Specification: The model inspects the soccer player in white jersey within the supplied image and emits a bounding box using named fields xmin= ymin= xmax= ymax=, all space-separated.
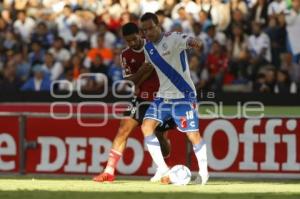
xmin=139 ymin=13 xmax=209 ymax=185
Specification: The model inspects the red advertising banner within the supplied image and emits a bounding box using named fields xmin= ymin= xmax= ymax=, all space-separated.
xmin=24 ymin=117 xmax=300 ymax=177
xmin=25 ymin=118 xmax=187 ymax=176
xmin=191 ymin=119 xmax=300 ymax=177
xmin=0 ymin=116 xmax=19 ymax=173
xmin=1 ymin=114 xmax=300 ymax=178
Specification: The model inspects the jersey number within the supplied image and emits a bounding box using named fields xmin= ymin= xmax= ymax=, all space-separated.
xmin=186 ymin=111 xmax=194 ymax=120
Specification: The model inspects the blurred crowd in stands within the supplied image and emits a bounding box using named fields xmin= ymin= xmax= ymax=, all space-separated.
xmin=0 ymin=0 xmax=300 ymax=94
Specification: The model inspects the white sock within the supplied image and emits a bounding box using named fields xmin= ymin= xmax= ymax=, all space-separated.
xmin=145 ymin=134 xmax=169 ymax=173
xmin=193 ymin=140 xmax=208 ymax=177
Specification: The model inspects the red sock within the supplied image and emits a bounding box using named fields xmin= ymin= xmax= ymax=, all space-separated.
xmin=104 ymin=149 xmax=122 ymax=175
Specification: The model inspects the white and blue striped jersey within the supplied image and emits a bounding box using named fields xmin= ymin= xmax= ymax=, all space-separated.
xmin=143 ymin=32 xmax=197 ymax=99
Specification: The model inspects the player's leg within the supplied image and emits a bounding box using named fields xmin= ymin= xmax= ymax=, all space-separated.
xmin=112 ymin=118 xmax=139 ymax=152
xmin=93 ymin=118 xmax=138 ymax=182
xmin=142 ymin=118 xmax=170 ymax=176
xmin=154 ymin=117 xmax=176 ymax=158
xmin=155 ymin=129 xmax=170 ymax=158
xmin=174 ymin=101 xmax=209 ymax=185
xmin=147 ymin=119 xmax=174 ymax=182
xmin=186 ymin=131 xmax=209 ymax=185
xmin=139 ymin=100 xmax=172 ymax=159
xmin=142 ymin=99 xmax=170 ymax=178
xmin=150 ymin=128 xmax=170 ymax=182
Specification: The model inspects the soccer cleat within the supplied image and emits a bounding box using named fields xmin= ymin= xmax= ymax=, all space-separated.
xmin=150 ymin=168 xmax=171 ymax=182
xmin=150 ymin=168 xmax=171 ymax=184
xmin=160 ymin=169 xmax=171 ymax=185
xmin=200 ymin=174 xmax=209 ymax=185
xmin=155 ymin=131 xmax=171 ymax=158
xmin=160 ymin=175 xmax=171 ymax=185
xmin=93 ymin=173 xmax=115 ymax=182
xmin=150 ymin=169 xmax=164 ymax=182
xmin=194 ymin=174 xmax=209 ymax=185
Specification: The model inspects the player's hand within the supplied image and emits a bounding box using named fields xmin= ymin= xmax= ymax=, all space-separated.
xmin=139 ymin=62 xmax=153 ymax=72
xmin=187 ymin=37 xmax=203 ymax=51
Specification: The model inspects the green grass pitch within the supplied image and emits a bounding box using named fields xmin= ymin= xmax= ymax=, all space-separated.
xmin=0 ymin=177 xmax=300 ymax=199
xmin=199 ymin=106 xmax=300 ymax=117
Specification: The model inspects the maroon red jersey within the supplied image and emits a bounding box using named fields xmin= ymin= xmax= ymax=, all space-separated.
xmin=120 ymin=45 xmax=159 ymax=101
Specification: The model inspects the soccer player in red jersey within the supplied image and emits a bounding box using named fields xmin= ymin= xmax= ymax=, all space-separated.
xmin=93 ymin=22 xmax=175 ymax=183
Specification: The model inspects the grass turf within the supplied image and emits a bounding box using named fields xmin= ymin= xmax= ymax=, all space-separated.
xmin=0 ymin=177 xmax=299 ymax=199
xmin=198 ymin=106 xmax=300 ymax=117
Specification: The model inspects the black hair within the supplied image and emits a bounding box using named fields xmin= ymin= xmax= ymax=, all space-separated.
xmin=231 ymin=24 xmax=245 ymax=44
xmin=278 ymin=69 xmax=291 ymax=84
xmin=140 ymin=12 xmax=159 ymax=25
xmin=178 ymin=6 xmax=185 ymax=11
xmin=54 ymin=37 xmax=65 ymax=46
xmin=37 ymin=21 xmax=47 ymax=27
xmin=257 ymin=73 xmax=266 ymax=80
xmin=64 ymin=5 xmax=72 ymax=10
xmin=121 ymin=22 xmax=139 ymax=36
xmin=31 ymin=41 xmax=41 ymax=46
xmin=155 ymin=10 xmax=165 ymax=16
xmin=54 ymin=36 xmax=64 ymax=42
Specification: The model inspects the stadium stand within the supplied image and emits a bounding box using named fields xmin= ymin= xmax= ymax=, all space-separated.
xmin=0 ymin=0 xmax=299 ymax=94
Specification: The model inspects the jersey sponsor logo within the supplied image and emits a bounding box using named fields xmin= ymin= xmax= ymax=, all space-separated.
xmin=189 ymin=121 xmax=196 ymax=128
xmin=164 ymin=32 xmax=172 ymax=37
xmin=162 ymin=51 xmax=171 ymax=56
xmin=140 ymin=92 xmax=149 ymax=99
xmin=149 ymin=49 xmax=154 ymax=55
xmin=162 ymin=43 xmax=168 ymax=51
xmin=130 ymin=59 xmax=136 ymax=63
xmin=130 ymin=107 xmax=137 ymax=115
xmin=162 ymin=43 xmax=170 ymax=56
xmin=180 ymin=116 xmax=187 ymax=128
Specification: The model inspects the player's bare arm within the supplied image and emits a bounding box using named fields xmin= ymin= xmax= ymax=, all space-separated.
xmin=124 ymin=62 xmax=154 ymax=87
